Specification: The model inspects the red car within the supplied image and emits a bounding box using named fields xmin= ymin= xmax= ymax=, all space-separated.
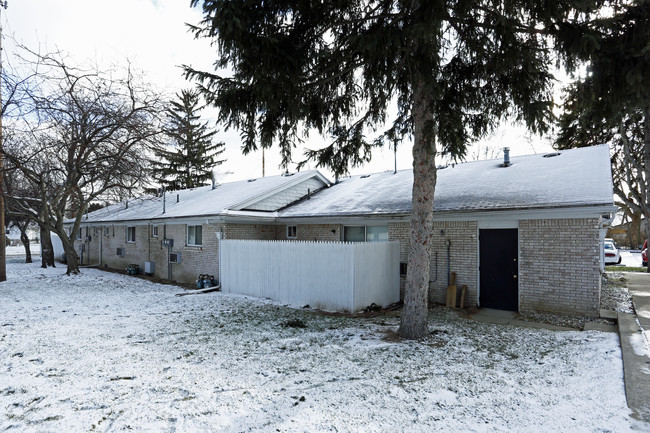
xmin=643 ymin=240 xmax=648 ymax=267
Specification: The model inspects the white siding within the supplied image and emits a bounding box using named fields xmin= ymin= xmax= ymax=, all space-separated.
xmin=220 ymin=240 xmax=400 ymax=312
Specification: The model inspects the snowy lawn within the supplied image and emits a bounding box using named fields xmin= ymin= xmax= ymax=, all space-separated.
xmin=0 ymin=259 xmax=637 ymax=432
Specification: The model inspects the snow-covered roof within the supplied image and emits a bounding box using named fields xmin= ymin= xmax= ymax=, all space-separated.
xmin=77 ymin=145 xmax=613 ymax=224
xmin=280 ymin=145 xmax=614 ymax=218
xmin=78 ymin=170 xmax=329 ymax=223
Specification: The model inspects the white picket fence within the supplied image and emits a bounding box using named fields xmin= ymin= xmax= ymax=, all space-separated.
xmin=219 ymin=240 xmax=400 ymax=312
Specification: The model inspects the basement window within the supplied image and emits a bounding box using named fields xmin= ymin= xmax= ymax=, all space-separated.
xmin=126 ymin=226 xmax=136 ymax=243
xmin=187 ymin=225 xmax=203 ymax=246
xmin=286 ymin=225 xmax=297 ymax=239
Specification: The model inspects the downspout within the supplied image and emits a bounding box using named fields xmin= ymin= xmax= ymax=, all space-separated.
xmin=164 ymin=224 xmax=171 ymax=281
xmin=99 ymin=226 xmax=103 ymax=266
xmin=148 ymin=223 xmax=151 ymax=262
xmin=446 ymin=240 xmax=451 ymax=287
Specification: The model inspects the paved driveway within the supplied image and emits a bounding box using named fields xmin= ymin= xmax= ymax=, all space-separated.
xmin=618 ymin=250 xmax=643 ymax=268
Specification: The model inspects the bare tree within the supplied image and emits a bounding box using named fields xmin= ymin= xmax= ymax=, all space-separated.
xmin=2 ymin=49 xmax=163 ymax=275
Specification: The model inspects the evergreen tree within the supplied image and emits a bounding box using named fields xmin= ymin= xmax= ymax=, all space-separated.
xmin=186 ymin=0 xmax=599 ymax=338
xmin=151 ymin=90 xmax=225 ymax=191
xmin=556 ymin=1 xmax=650 ymax=262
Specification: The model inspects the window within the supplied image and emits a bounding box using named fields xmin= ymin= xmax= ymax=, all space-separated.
xmin=344 ymin=225 xmax=388 ymax=242
xmin=366 ymin=226 xmax=388 ymax=242
xmin=343 ymin=226 xmax=366 ymax=242
xmin=287 ymin=225 xmax=297 ymax=239
xmin=105 ymin=227 xmax=110 ymax=236
xmin=126 ymin=226 xmax=136 ymax=243
xmin=76 ymin=228 xmax=82 ymax=240
xmin=187 ymin=225 xmax=203 ymax=246
xmin=151 ymin=225 xmax=159 ymax=238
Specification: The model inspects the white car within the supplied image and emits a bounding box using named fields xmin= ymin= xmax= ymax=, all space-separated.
xmin=604 ymin=240 xmax=621 ymax=265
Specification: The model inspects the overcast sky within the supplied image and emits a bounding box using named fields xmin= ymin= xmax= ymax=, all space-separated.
xmin=3 ymin=0 xmax=554 ymax=183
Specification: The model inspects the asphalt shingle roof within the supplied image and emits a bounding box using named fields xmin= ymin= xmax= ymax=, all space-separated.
xmin=280 ymin=145 xmax=613 ymax=218
xmin=80 ymin=170 xmax=324 ymax=223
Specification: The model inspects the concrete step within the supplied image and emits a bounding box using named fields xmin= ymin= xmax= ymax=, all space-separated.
xmin=600 ymin=309 xmax=618 ymax=322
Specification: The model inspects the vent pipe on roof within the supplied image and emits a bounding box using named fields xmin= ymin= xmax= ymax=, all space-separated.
xmin=503 ymin=147 xmax=511 ymax=167
xmin=176 ymin=194 xmax=179 ymax=203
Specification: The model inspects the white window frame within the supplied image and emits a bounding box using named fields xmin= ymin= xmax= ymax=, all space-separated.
xmin=105 ymin=226 xmax=110 ymax=236
xmin=76 ymin=228 xmax=82 ymax=240
xmin=151 ymin=225 xmax=159 ymax=238
xmin=187 ymin=225 xmax=203 ymax=246
xmin=286 ymin=225 xmax=297 ymax=239
xmin=126 ymin=226 xmax=136 ymax=243
xmin=343 ymin=225 xmax=388 ymax=242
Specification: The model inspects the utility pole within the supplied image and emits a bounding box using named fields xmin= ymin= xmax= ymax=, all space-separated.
xmin=0 ymin=0 xmax=8 ymax=282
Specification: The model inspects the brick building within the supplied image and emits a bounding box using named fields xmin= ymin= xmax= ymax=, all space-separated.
xmin=70 ymin=145 xmax=615 ymax=316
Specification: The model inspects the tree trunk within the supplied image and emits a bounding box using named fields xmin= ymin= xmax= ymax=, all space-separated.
xmin=40 ymin=227 xmax=55 ymax=268
xmin=19 ymin=225 xmax=32 ymax=264
xmin=398 ymin=79 xmax=437 ymax=339
xmin=59 ymin=234 xmax=80 ymax=275
xmin=643 ymin=107 xmax=650 ymax=272
xmin=628 ymin=212 xmax=642 ymax=249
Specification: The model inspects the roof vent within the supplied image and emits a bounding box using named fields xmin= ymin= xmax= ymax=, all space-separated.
xmin=543 ymin=152 xmax=561 ymax=158
xmin=281 ymin=172 xmax=295 ymax=177
xmin=248 ymin=178 xmax=256 ymax=182
xmin=360 ymin=174 xmax=371 ymax=179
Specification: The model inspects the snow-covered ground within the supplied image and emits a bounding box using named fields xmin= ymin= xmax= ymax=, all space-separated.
xmin=5 ymin=244 xmax=41 ymax=256
xmin=0 ymin=259 xmax=640 ymax=432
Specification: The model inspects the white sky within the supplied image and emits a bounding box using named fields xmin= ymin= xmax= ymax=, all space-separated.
xmin=3 ymin=0 xmax=555 ymax=184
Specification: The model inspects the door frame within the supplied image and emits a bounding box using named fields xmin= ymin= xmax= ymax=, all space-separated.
xmin=476 ymin=220 xmax=520 ymax=310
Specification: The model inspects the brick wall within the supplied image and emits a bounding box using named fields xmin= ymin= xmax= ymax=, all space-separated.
xmin=288 ymin=224 xmax=342 ymax=242
xmin=519 ymin=218 xmax=601 ymax=316
xmin=74 ymin=216 xmax=602 ymax=316
xmin=224 ymin=224 xmax=279 ymax=240
xmin=389 ymin=221 xmax=478 ymax=307
xmin=75 ymin=223 xmax=223 ymax=284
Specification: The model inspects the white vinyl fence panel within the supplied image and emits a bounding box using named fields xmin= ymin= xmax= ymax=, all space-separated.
xmin=220 ymin=240 xmax=400 ymax=312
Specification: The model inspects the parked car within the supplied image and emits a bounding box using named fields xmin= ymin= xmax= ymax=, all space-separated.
xmin=642 ymin=240 xmax=647 ymax=267
xmin=604 ymin=240 xmax=621 ymax=265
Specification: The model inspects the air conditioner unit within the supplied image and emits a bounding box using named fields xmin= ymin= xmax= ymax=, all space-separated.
xmin=116 ymin=248 xmax=125 ymax=256
xmin=169 ymin=252 xmax=181 ymax=264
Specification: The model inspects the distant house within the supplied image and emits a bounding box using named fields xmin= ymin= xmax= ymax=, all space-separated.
xmin=70 ymin=145 xmax=615 ymax=316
